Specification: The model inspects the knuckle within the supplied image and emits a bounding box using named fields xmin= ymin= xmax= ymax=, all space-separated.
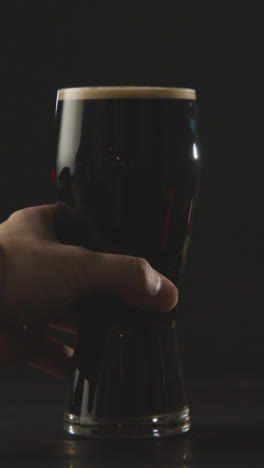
xmin=8 ymin=208 xmax=30 ymax=223
xmin=130 ymin=256 xmax=151 ymax=287
xmin=8 ymin=206 xmax=37 ymax=222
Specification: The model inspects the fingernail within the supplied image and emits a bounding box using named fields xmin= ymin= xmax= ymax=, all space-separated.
xmin=155 ymin=277 xmax=178 ymax=311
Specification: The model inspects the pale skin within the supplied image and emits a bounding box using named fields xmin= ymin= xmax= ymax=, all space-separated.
xmin=0 ymin=203 xmax=178 ymax=379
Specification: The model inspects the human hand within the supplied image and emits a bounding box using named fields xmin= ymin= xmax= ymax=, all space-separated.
xmin=0 ymin=203 xmax=178 ymax=378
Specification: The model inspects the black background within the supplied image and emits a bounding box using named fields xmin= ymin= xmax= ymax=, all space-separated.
xmin=0 ymin=1 xmax=263 ymax=409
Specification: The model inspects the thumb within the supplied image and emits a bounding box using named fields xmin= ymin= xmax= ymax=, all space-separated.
xmin=65 ymin=247 xmax=178 ymax=312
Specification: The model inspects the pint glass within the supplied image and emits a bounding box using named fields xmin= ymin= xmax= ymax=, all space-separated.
xmin=53 ymin=87 xmax=201 ymax=438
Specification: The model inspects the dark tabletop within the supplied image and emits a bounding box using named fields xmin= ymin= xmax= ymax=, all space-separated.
xmin=1 ymin=366 xmax=264 ymax=468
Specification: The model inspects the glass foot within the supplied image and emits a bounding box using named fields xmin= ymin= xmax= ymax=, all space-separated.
xmin=64 ymin=406 xmax=190 ymax=439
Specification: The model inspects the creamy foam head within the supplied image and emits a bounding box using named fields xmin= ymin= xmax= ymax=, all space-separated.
xmin=57 ymin=86 xmax=196 ymax=101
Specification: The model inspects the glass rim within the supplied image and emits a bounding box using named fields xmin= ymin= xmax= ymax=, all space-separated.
xmin=56 ymin=86 xmax=197 ymax=101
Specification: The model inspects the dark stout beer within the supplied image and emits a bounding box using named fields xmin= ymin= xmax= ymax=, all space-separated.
xmin=53 ymin=87 xmax=201 ymax=437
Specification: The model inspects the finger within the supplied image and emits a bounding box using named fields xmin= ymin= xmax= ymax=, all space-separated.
xmin=67 ymin=248 xmax=178 ymax=312
xmin=23 ymin=335 xmax=74 ymax=380
xmin=26 ymin=203 xmax=178 ymax=313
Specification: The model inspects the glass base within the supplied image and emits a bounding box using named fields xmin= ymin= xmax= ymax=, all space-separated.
xmin=63 ymin=406 xmax=190 ymax=439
